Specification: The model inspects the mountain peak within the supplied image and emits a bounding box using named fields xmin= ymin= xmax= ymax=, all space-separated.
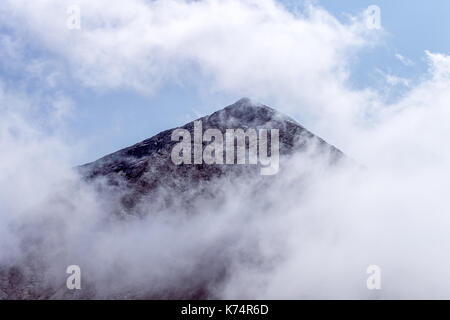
xmin=206 ymin=98 xmax=298 ymax=130
xmin=79 ymin=100 xmax=344 ymax=204
xmin=225 ymin=97 xmax=266 ymax=111
xmin=234 ymin=97 xmax=253 ymax=104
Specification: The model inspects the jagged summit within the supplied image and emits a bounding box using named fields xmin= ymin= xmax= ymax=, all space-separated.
xmin=207 ymin=98 xmax=301 ymax=129
xmin=80 ymin=98 xmax=337 ymax=171
xmin=234 ymin=97 xmax=253 ymax=104
xmin=78 ymin=99 xmax=344 ymax=211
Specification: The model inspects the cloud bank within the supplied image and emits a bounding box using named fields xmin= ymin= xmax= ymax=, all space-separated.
xmin=1 ymin=0 xmax=450 ymax=299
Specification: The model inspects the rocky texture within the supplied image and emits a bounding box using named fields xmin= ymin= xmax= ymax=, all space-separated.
xmin=78 ymin=98 xmax=343 ymax=215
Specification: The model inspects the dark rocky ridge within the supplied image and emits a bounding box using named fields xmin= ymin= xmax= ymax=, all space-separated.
xmin=78 ymin=98 xmax=344 ymax=214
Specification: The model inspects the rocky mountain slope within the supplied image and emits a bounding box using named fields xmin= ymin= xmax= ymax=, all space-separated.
xmin=78 ymin=98 xmax=343 ymax=215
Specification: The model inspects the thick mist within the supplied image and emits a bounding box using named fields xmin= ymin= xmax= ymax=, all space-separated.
xmin=2 ymin=0 xmax=450 ymax=299
xmin=3 ymin=123 xmax=450 ymax=299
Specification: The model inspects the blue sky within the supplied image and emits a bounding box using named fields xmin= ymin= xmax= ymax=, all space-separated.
xmin=1 ymin=0 xmax=450 ymax=164
xmin=320 ymin=0 xmax=450 ymax=86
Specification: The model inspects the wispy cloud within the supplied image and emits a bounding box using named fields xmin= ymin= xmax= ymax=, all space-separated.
xmin=395 ymin=53 xmax=414 ymax=66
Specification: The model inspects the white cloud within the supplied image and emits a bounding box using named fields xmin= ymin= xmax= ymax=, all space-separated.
xmin=2 ymin=0 xmax=365 ymax=91
xmin=395 ymin=53 xmax=414 ymax=66
xmin=0 ymin=0 xmax=387 ymax=159
xmin=0 ymin=0 xmax=373 ymax=125
xmin=385 ymin=74 xmax=409 ymax=86
xmin=3 ymin=0 xmax=450 ymax=299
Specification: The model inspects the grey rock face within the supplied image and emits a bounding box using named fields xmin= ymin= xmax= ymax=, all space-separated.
xmin=78 ymin=98 xmax=344 ymax=214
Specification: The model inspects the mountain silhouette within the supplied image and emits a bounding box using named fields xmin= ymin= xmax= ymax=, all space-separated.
xmin=78 ymin=98 xmax=344 ymax=214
